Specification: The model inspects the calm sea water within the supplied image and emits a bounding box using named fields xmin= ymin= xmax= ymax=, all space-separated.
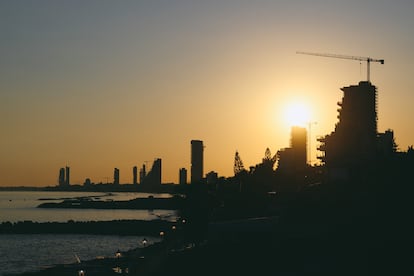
xmin=0 ymin=234 xmax=160 ymax=276
xmin=0 ymin=191 xmax=175 ymax=275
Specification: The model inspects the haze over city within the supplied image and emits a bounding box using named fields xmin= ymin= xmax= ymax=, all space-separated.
xmin=2 ymin=0 xmax=414 ymax=187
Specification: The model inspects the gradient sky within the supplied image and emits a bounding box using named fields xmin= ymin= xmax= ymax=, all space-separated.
xmin=1 ymin=0 xmax=414 ymax=186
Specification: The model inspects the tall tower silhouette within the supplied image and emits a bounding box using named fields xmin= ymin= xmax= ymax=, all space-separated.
xmin=191 ymin=140 xmax=204 ymax=183
xmin=179 ymin=168 xmax=187 ymax=185
xmin=58 ymin=168 xmax=65 ymax=186
xmin=291 ymin=126 xmax=307 ymax=169
xmin=65 ymin=166 xmax=70 ymax=186
xmin=277 ymin=127 xmax=307 ymax=174
xmin=133 ymin=166 xmax=138 ymax=185
xmin=318 ymin=81 xmax=377 ymax=168
xmin=113 ymin=168 xmax=120 ymax=185
xmin=141 ymin=159 xmax=162 ymax=186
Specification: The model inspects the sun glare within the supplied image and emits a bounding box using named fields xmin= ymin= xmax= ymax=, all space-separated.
xmin=283 ymin=102 xmax=310 ymax=127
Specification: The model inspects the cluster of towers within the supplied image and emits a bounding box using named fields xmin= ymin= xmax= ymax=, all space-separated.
xmin=57 ymin=140 xmax=204 ymax=187
xmin=57 ymin=80 xmax=398 ymax=188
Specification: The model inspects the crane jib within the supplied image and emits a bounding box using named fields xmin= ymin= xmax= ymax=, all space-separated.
xmin=296 ymin=51 xmax=384 ymax=82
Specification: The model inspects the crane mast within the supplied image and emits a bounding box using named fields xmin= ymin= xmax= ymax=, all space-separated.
xmin=296 ymin=51 xmax=384 ymax=83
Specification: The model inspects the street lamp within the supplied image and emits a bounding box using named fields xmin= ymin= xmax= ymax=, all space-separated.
xmin=115 ymin=249 xmax=121 ymax=259
xmin=142 ymin=238 xmax=148 ymax=248
xmin=113 ymin=249 xmax=122 ymax=274
xmin=308 ymin=121 xmax=317 ymax=165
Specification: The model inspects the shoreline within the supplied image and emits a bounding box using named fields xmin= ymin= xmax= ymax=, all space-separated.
xmin=4 ymin=216 xmax=192 ymax=276
xmin=0 ymin=219 xmax=177 ymax=236
xmin=4 ymin=238 xmax=170 ymax=276
xmin=6 ymin=214 xmax=414 ymax=276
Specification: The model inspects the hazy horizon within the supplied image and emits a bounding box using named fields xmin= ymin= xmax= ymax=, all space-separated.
xmin=2 ymin=0 xmax=414 ymax=186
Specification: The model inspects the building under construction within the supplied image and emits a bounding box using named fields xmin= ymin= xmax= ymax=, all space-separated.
xmin=317 ymin=81 xmax=395 ymax=180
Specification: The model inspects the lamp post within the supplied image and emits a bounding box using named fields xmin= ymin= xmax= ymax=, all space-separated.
xmin=142 ymin=238 xmax=148 ymax=248
xmin=308 ymin=121 xmax=317 ymax=165
xmin=114 ymin=249 xmax=122 ymax=274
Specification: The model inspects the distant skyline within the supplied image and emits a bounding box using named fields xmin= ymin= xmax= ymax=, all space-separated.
xmin=2 ymin=1 xmax=414 ymax=186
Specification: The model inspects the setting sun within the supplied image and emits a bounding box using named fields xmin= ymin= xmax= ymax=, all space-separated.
xmin=283 ymin=102 xmax=311 ymax=127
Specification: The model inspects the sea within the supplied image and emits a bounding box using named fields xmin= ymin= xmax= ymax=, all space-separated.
xmin=0 ymin=191 xmax=178 ymax=276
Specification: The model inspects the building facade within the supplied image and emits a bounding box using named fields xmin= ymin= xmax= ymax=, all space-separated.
xmin=65 ymin=166 xmax=70 ymax=186
xmin=318 ymin=82 xmax=378 ymax=170
xmin=191 ymin=140 xmax=204 ymax=183
xmin=277 ymin=126 xmax=307 ymax=173
xmin=133 ymin=166 xmax=138 ymax=185
xmin=141 ymin=159 xmax=162 ymax=187
xmin=58 ymin=168 xmax=65 ymax=186
xmin=179 ymin=168 xmax=187 ymax=185
xmin=113 ymin=168 xmax=120 ymax=185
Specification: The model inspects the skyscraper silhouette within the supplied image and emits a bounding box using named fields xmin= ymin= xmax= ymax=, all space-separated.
xmin=139 ymin=164 xmax=146 ymax=184
xmin=291 ymin=126 xmax=307 ymax=168
xmin=58 ymin=168 xmax=65 ymax=186
xmin=65 ymin=166 xmax=70 ymax=186
xmin=113 ymin=168 xmax=120 ymax=185
xmin=133 ymin=166 xmax=138 ymax=185
xmin=179 ymin=168 xmax=187 ymax=185
xmin=277 ymin=127 xmax=307 ymax=173
xmin=191 ymin=140 xmax=204 ymax=183
xmin=318 ymin=81 xmax=378 ymax=178
xmin=141 ymin=159 xmax=162 ymax=187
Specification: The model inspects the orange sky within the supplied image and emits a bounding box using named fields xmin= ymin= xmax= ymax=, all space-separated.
xmin=1 ymin=1 xmax=414 ymax=186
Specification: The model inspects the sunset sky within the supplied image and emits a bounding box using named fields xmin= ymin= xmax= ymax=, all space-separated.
xmin=2 ymin=0 xmax=414 ymax=186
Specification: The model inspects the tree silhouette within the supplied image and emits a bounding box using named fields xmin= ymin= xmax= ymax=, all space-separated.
xmin=234 ymin=151 xmax=245 ymax=176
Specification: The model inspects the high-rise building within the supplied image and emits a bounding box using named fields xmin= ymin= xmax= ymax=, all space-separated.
xmin=179 ymin=168 xmax=187 ymax=185
xmin=139 ymin=164 xmax=146 ymax=184
xmin=141 ymin=159 xmax=162 ymax=187
xmin=151 ymin=159 xmax=162 ymax=186
xmin=318 ymin=81 xmax=378 ymax=168
xmin=291 ymin=126 xmax=307 ymax=168
xmin=191 ymin=140 xmax=204 ymax=183
xmin=277 ymin=127 xmax=307 ymax=173
xmin=58 ymin=168 xmax=65 ymax=186
xmin=113 ymin=168 xmax=120 ymax=185
xmin=65 ymin=166 xmax=70 ymax=186
xmin=133 ymin=166 xmax=138 ymax=185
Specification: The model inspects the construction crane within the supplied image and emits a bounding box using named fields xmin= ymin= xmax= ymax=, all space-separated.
xmin=296 ymin=51 xmax=384 ymax=83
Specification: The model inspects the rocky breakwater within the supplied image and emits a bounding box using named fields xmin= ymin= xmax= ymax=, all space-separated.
xmin=37 ymin=194 xmax=185 ymax=210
